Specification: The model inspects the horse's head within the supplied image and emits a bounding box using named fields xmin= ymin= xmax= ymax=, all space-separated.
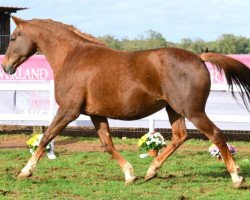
xmin=1 ymin=16 xmax=37 ymax=75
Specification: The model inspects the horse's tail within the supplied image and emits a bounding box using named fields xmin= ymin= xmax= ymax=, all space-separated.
xmin=199 ymin=53 xmax=250 ymax=112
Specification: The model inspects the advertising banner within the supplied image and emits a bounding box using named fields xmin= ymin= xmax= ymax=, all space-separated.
xmin=0 ymin=55 xmax=53 ymax=81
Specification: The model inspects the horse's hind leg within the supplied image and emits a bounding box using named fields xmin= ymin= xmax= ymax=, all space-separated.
xmin=145 ymin=106 xmax=188 ymax=181
xmin=91 ymin=116 xmax=137 ymax=185
xmin=18 ymin=106 xmax=80 ymax=178
xmin=188 ymin=112 xmax=243 ymax=188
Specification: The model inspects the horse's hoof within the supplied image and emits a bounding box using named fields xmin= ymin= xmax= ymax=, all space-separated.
xmin=144 ymin=172 xmax=157 ymax=182
xmin=125 ymin=176 xmax=137 ymax=186
xmin=17 ymin=171 xmax=32 ymax=179
xmin=233 ymin=176 xmax=244 ymax=188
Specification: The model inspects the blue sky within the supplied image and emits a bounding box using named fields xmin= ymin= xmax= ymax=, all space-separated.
xmin=2 ymin=0 xmax=250 ymax=42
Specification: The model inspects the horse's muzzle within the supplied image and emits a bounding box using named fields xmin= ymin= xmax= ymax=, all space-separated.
xmin=1 ymin=63 xmax=16 ymax=75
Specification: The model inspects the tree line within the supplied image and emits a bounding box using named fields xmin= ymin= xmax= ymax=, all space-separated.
xmin=99 ymin=30 xmax=250 ymax=54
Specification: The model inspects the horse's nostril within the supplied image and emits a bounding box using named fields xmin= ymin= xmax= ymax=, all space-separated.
xmin=1 ymin=63 xmax=6 ymax=72
xmin=1 ymin=63 xmax=13 ymax=74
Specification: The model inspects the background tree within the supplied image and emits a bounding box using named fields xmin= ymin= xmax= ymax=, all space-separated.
xmin=213 ymin=34 xmax=250 ymax=54
xmin=99 ymin=31 xmax=250 ymax=54
xmin=99 ymin=35 xmax=122 ymax=50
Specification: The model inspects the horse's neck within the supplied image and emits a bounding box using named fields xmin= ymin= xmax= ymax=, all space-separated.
xmin=35 ymin=35 xmax=73 ymax=72
xmin=31 ymin=25 xmax=87 ymax=74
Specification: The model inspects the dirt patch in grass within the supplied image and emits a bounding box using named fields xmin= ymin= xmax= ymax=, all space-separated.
xmin=56 ymin=140 xmax=138 ymax=152
xmin=0 ymin=135 xmax=30 ymax=148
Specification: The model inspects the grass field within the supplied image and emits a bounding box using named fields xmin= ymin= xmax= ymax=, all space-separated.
xmin=0 ymin=136 xmax=250 ymax=200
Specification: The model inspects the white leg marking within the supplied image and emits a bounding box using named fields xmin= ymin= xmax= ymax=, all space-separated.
xmin=231 ymin=172 xmax=242 ymax=182
xmin=145 ymin=160 xmax=161 ymax=180
xmin=21 ymin=159 xmax=37 ymax=174
xmin=230 ymin=166 xmax=243 ymax=188
xmin=123 ymin=162 xmax=136 ymax=185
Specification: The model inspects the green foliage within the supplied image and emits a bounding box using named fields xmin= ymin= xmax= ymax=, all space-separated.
xmin=178 ymin=38 xmax=207 ymax=53
xmin=99 ymin=34 xmax=122 ymax=50
xmin=99 ymin=30 xmax=250 ymax=54
xmin=0 ymin=138 xmax=250 ymax=199
xmin=100 ymin=29 xmax=168 ymax=51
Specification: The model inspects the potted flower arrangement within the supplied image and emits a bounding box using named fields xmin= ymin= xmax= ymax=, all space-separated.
xmin=138 ymin=132 xmax=166 ymax=157
xmin=27 ymin=134 xmax=56 ymax=159
xmin=208 ymin=143 xmax=236 ymax=161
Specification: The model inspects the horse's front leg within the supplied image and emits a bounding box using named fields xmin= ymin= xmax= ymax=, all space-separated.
xmin=91 ymin=116 xmax=137 ymax=185
xmin=18 ymin=106 xmax=80 ymax=178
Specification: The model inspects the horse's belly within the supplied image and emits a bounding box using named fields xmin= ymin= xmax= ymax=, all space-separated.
xmin=85 ymin=98 xmax=167 ymax=120
xmin=114 ymin=100 xmax=167 ymax=120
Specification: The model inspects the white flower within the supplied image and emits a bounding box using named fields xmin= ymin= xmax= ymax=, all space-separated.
xmin=154 ymin=132 xmax=161 ymax=137
xmin=138 ymin=132 xmax=167 ymax=151
xmin=149 ymin=135 xmax=154 ymax=140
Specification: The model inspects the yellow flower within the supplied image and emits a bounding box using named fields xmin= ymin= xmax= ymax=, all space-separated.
xmin=26 ymin=134 xmax=41 ymax=147
xmin=138 ymin=134 xmax=148 ymax=147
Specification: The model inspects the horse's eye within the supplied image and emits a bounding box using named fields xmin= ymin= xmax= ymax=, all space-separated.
xmin=10 ymin=37 xmax=16 ymax=41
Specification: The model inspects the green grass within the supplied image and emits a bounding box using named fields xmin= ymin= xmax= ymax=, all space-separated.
xmin=0 ymin=137 xmax=250 ymax=200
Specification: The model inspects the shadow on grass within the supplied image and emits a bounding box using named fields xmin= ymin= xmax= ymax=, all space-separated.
xmin=239 ymin=185 xmax=250 ymax=190
xmin=181 ymin=161 xmax=250 ymax=178
xmin=155 ymin=167 xmax=250 ymax=190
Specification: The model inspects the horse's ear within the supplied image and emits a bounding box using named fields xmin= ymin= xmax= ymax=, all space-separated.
xmin=11 ymin=15 xmax=25 ymax=27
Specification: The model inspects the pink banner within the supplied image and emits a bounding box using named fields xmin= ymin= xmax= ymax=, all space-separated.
xmin=0 ymin=54 xmax=250 ymax=83
xmin=206 ymin=55 xmax=250 ymax=84
xmin=0 ymin=55 xmax=53 ymax=81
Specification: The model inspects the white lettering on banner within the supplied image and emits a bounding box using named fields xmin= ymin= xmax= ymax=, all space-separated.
xmin=40 ymin=68 xmax=48 ymax=80
xmin=0 ymin=68 xmax=49 ymax=80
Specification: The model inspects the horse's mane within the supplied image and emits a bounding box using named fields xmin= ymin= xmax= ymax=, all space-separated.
xmin=31 ymin=18 xmax=106 ymax=46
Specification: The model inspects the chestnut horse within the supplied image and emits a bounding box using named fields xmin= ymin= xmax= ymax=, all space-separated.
xmin=2 ymin=16 xmax=250 ymax=187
